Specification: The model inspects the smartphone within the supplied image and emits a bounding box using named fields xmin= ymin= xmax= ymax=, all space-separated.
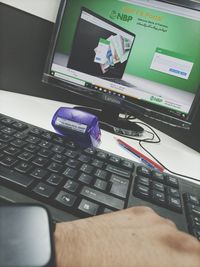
xmin=0 ymin=204 xmax=55 ymax=267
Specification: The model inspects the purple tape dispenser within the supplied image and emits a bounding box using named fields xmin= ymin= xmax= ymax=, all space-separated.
xmin=52 ymin=107 xmax=101 ymax=148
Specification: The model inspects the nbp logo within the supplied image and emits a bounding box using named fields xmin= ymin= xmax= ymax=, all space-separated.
xmin=110 ymin=10 xmax=117 ymax=20
xmin=109 ymin=10 xmax=133 ymax=22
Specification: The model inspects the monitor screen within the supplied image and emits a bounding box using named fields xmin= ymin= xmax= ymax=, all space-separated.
xmin=43 ymin=0 xmax=200 ymax=131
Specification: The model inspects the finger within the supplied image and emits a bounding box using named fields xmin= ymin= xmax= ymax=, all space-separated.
xmin=156 ymin=217 xmax=177 ymax=228
xmin=127 ymin=206 xmax=155 ymax=215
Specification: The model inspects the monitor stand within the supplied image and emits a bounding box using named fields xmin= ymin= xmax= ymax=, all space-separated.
xmin=74 ymin=105 xmax=144 ymax=137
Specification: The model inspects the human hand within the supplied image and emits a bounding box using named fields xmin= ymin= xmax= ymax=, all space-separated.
xmin=55 ymin=206 xmax=200 ymax=267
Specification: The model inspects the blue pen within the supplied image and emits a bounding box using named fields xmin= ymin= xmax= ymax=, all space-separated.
xmin=127 ymin=145 xmax=155 ymax=168
xmin=116 ymin=138 xmax=164 ymax=171
xmin=118 ymin=142 xmax=154 ymax=168
xmin=140 ymin=158 xmax=155 ymax=169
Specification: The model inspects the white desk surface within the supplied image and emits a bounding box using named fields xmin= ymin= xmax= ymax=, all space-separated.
xmin=0 ymin=90 xmax=200 ymax=180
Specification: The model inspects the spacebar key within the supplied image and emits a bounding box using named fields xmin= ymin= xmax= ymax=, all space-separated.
xmin=0 ymin=165 xmax=34 ymax=188
xmin=80 ymin=186 xmax=125 ymax=210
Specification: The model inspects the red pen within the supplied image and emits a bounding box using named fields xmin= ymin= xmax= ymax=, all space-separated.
xmin=116 ymin=138 xmax=164 ymax=172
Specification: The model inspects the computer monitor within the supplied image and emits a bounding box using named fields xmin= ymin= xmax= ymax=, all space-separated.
xmin=43 ymin=0 xmax=200 ymax=135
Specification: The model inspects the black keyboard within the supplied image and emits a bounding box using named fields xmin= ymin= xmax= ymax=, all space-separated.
xmin=0 ymin=113 xmax=200 ymax=240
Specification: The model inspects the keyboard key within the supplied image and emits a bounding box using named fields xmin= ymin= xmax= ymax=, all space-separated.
xmin=0 ymin=142 xmax=6 ymax=150
xmin=192 ymin=220 xmax=200 ymax=229
xmin=106 ymin=164 xmax=131 ymax=178
xmin=39 ymin=140 xmax=52 ymax=149
xmin=152 ymin=171 xmax=165 ymax=182
xmin=41 ymin=132 xmax=54 ymax=140
xmin=24 ymin=143 xmax=39 ymax=153
xmin=64 ymin=149 xmax=79 ymax=158
xmin=121 ymin=160 xmax=134 ymax=170
xmin=53 ymin=136 xmax=64 ymax=144
xmin=0 ymin=156 xmax=17 ymax=167
xmin=187 ymin=204 xmax=200 ymax=217
xmin=80 ymin=164 xmax=94 ymax=174
xmin=65 ymin=140 xmax=76 ymax=149
xmin=47 ymin=174 xmax=63 ymax=185
xmin=168 ymin=196 xmax=182 ymax=213
xmin=165 ymin=175 xmax=179 ymax=188
xmin=66 ymin=159 xmax=80 ymax=169
xmin=52 ymin=145 xmax=65 ymax=154
xmin=136 ymin=176 xmax=150 ymax=187
xmin=152 ymin=190 xmax=166 ymax=205
xmin=78 ymin=199 xmax=99 ymax=216
xmin=2 ymin=127 xmax=16 ymax=135
xmin=167 ymin=187 xmax=180 ymax=198
xmin=0 ymin=134 xmax=13 ymax=142
xmin=29 ymin=128 xmax=43 ymax=136
xmin=78 ymin=154 xmax=91 ymax=163
xmin=189 ymin=216 xmax=200 ymax=228
xmin=192 ymin=216 xmax=200 ymax=224
xmin=1 ymin=118 xmax=14 ymax=125
xmin=32 ymin=156 xmax=48 ymax=167
xmin=152 ymin=181 xmax=165 ymax=192
xmin=26 ymin=136 xmax=40 ymax=144
xmin=15 ymin=161 xmax=32 ymax=173
xmin=84 ymin=147 xmax=96 ymax=155
xmin=30 ymin=168 xmax=47 ymax=179
xmin=80 ymin=186 xmax=125 ymax=210
xmin=38 ymin=148 xmax=52 ymax=158
xmin=11 ymin=139 xmax=27 ymax=148
xmin=4 ymin=146 xmax=20 ymax=156
xmin=91 ymin=159 xmax=104 ymax=168
xmin=109 ymin=174 xmax=129 ymax=199
xmin=109 ymin=155 xmax=121 ymax=164
xmin=96 ymin=151 xmax=108 ymax=160
xmin=51 ymin=153 xmax=65 ymax=163
xmin=137 ymin=166 xmax=151 ymax=177
xmin=78 ymin=173 xmax=93 ymax=185
xmin=14 ymin=132 xmax=27 ymax=139
xmin=18 ymin=151 xmax=33 ymax=161
xmin=12 ymin=121 xmax=27 ymax=131
xmin=47 ymin=162 xmax=63 ymax=173
xmin=55 ymin=191 xmax=77 ymax=207
xmin=94 ymin=179 xmax=107 ymax=191
xmin=33 ymin=182 xmax=55 ymax=198
xmin=0 ymin=165 xmax=34 ymax=187
xmin=183 ymin=193 xmax=200 ymax=205
xmin=63 ymin=167 xmax=78 ymax=179
xmin=64 ymin=179 xmax=79 ymax=193
xmin=134 ymin=184 xmax=150 ymax=199
xmin=94 ymin=169 xmax=108 ymax=180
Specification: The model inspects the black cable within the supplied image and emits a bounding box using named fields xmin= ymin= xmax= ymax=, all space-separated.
xmin=106 ymin=117 xmax=199 ymax=182
xmin=136 ymin=122 xmax=200 ymax=182
xmin=140 ymin=140 xmax=200 ymax=182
